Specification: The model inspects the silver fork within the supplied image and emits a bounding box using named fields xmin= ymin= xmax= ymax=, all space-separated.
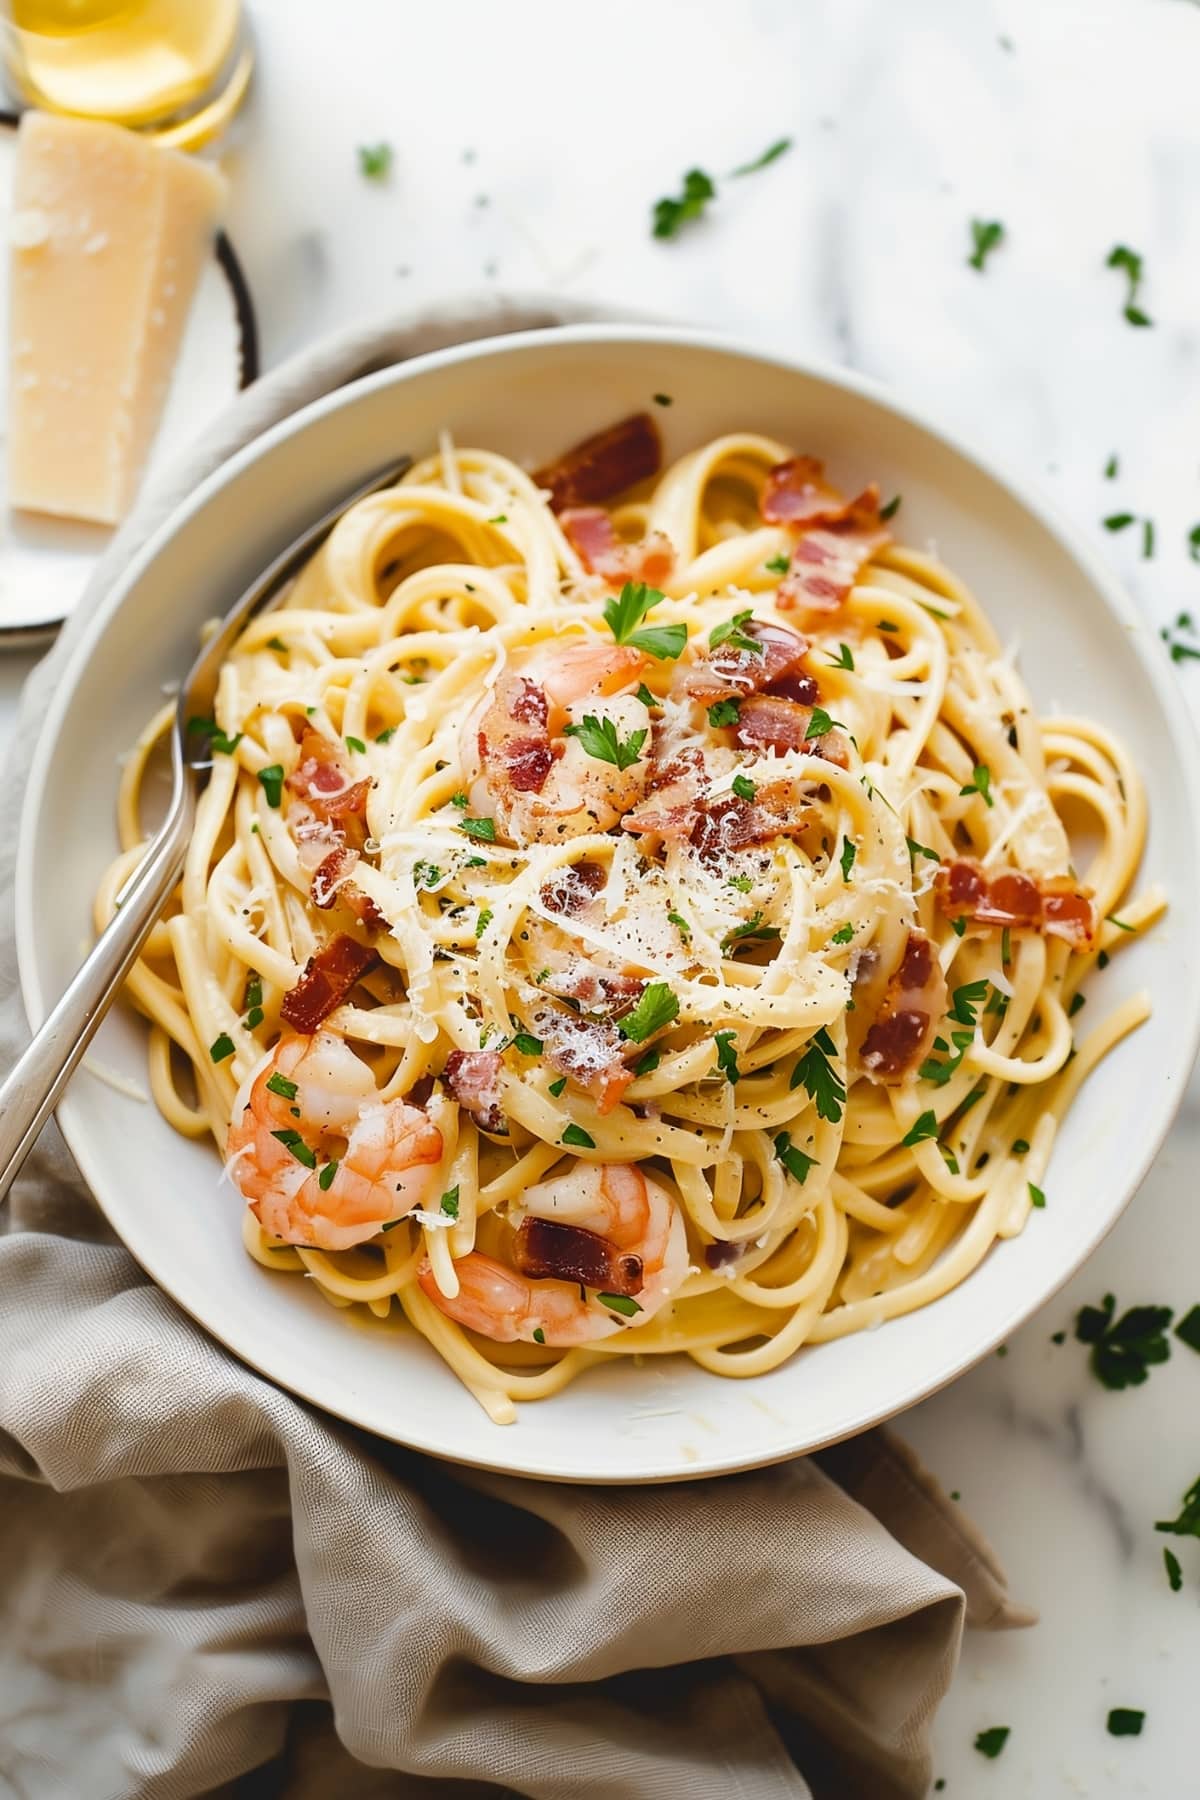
xmin=0 ymin=458 xmax=411 ymax=1204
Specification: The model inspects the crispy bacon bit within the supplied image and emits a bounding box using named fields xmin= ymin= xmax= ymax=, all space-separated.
xmin=770 ymin=670 xmax=822 ymax=706
xmin=533 ymin=1006 xmax=636 ymax=1115
xmin=678 ymin=619 xmax=811 ymax=704
xmin=620 ymin=747 xmax=706 ymax=841
xmin=534 ymin=412 xmax=662 ymax=511
xmin=733 ymin=694 xmax=848 ymax=765
xmin=540 ymin=860 xmax=606 ymax=916
xmin=540 ymin=969 xmax=644 ymax=1015
xmin=936 ymin=858 xmax=1095 ymax=950
xmin=443 ymin=1050 xmax=507 ymax=1135
xmin=776 ymin=488 xmax=891 ymax=624
xmin=311 ymin=847 xmax=386 ymax=929
xmin=703 ymin=1239 xmax=742 ymax=1270
xmin=857 ymin=929 xmax=947 ymax=1083
xmin=513 ymin=1216 xmax=643 ymax=1295
xmin=690 ymin=782 xmax=812 ymax=857
xmin=761 ymin=455 xmax=849 ymax=526
xmin=561 ymin=506 xmax=675 ymax=589
xmin=478 ymin=673 xmax=555 ymax=798
xmin=280 ymin=934 xmax=378 ymax=1032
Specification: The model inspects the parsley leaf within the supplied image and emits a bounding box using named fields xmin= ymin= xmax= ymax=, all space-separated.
xmin=635 ymin=683 xmax=659 ymax=708
xmin=902 ymin=1110 xmax=939 ymax=1147
xmin=652 ymin=167 xmax=716 ymax=239
xmin=618 ymin=982 xmax=680 ymax=1044
xmin=548 ymin=1076 xmax=567 ymax=1097
xmin=561 ymin=1123 xmax=596 ymax=1149
xmin=974 ymin=1726 xmax=1009 ymax=1759
xmin=513 ymin=1033 xmax=543 ymax=1057
xmin=730 ymin=136 xmax=792 ymax=178
xmin=375 ymin=726 xmax=397 ymax=744
xmin=774 ymin=1131 xmax=816 ymax=1184
xmin=667 ymin=910 xmax=691 ymax=938
xmin=1075 ymin=1292 xmax=1174 ymax=1390
xmin=709 ymin=609 xmax=764 ymax=656
xmin=790 ymin=1026 xmax=846 ymax=1123
xmin=598 ymin=1291 xmax=642 ymax=1316
xmin=459 ymin=816 xmax=496 ymax=842
xmin=732 ymin=773 xmax=757 ymax=802
xmin=358 ymin=142 xmax=393 ymax=180
xmin=1028 ymin=1182 xmax=1046 ymax=1208
xmin=959 ymin=763 xmax=994 ymax=807
xmin=266 ymin=1071 xmax=298 ymax=1101
xmin=831 ymin=922 xmax=855 ymax=945
xmin=475 ymin=909 xmax=493 ymax=939
xmin=806 ymin=707 xmax=843 ymax=739
xmin=1104 ymin=512 xmax=1135 ymax=532
xmin=766 ymin=552 xmax=791 ymax=575
xmin=1156 ymin=1473 xmax=1200 ymax=1541
xmin=1106 ymin=1710 xmax=1144 ymax=1738
xmin=727 ymin=873 xmax=754 ymax=894
xmin=270 ymin=1128 xmax=316 ymax=1170
xmin=1104 ymin=453 xmax=1119 ymax=479
xmin=318 ymin=1160 xmax=338 ymax=1192
xmin=633 ymin=1048 xmax=661 ymax=1077
xmin=440 ymin=1186 xmax=460 ymax=1219
xmin=187 ymin=716 xmax=243 ymax=756
xmin=721 ymin=912 xmax=781 ymax=953
xmin=967 ymin=218 xmax=1005 ymax=272
xmin=878 ymin=493 xmax=902 ymax=522
xmin=563 ymin=714 xmax=647 ymax=771
xmin=828 ymin=642 xmax=855 ymax=670
xmin=1174 ymin=1305 xmax=1200 ymax=1354
xmin=907 ymin=836 xmax=940 ymax=863
xmin=713 ymin=1030 xmax=740 ymax=1084
xmin=532 ymin=1327 xmax=546 ymax=1344
xmin=257 ymin=764 xmax=285 ymax=808
xmin=1164 ymin=1547 xmax=1183 ymax=1592
xmin=707 ymin=698 xmax=741 ymax=728
xmin=344 ymin=736 xmax=366 ymax=754
xmin=209 ymin=1033 xmax=235 ymax=1063
xmin=602 ymin=582 xmax=686 ymax=658
xmin=839 ymin=837 xmax=856 ymax=881
xmin=1107 ymin=243 xmax=1153 ymax=327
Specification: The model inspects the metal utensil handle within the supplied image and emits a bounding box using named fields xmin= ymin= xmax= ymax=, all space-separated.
xmin=0 ymin=799 xmax=189 ymax=1202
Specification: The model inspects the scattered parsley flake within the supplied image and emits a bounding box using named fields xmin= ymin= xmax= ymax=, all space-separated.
xmin=1142 ymin=518 xmax=1155 ymax=559
xmin=633 ymin=1048 xmax=661 ymax=1077
xmin=532 ymin=1326 xmax=546 ymax=1343
xmin=344 ymin=736 xmax=366 ymax=754
xmin=713 ymin=1030 xmax=740 ymax=1084
xmin=1174 ymin=1305 xmax=1200 ymax=1354
xmin=1068 ymin=991 xmax=1086 ymax=1018
xmin=513 ymin=1033 xmax=543 ymax=1057
xmin=1107 ymin=913 xmax=1135 ymax=932
xmin=1028 ymin=1183 xmax=1046 ymax=1209
xmin=709 ymin=608 xmax=764 ymax=656
xmin=450 ymin=792 xmax=468 ymax=808
xmin=258 ymin=764 xmax=285 ymax=808
xmin=907 ymin=836 xmax=939 ymax=863
xmin=902 ymin=1110 xmax=939 ymax=1148
xmin=209 ymin=1033 xmax=235 ymax=1063
xmin=667 ymin=910 xmax=691 ymax=938
xmin=1106 ymin=243 xmax=1153 ymax=326
xmin=635 ymin=683 xmax=659 ymax=708
xmin=1105 ymin=454 xmax=1119 ymax=479
xmin=707 ymin=698 xmax=742 ymax=728
xmin=878 ymin=619 xmax=899 ymax=633
xmin=828 ymin=642 xmax=855 ymax=670
xmin=440 ymin=1186 xmax=460 ymax=1220
xmin=187 ymin=716 xmax=243 ymax=757
xmin=375 ymin=726 xmax=396 ymax=743
xmin=967 ymin=218 xmax=1005 ymax=273
xmin=1106 ymin=1709 xmax=1144 ymax=1738
xmin=267 ymin=636 xmax=288 ymax=653
xmin=598 ymin=1291 xmax=642 ymax=1316
xmin=1011 ymin=1138 xmax=1030 ymax=1155
xmin=722 ymin=911 xmax=781 ymax=952
xmin=475 ymin=908 xmax=493 ymax=939
xmin=652 ymin=167 xmax=716 ymax=240
xmin=765 ymin=552 xmax=791 ymax=575
xmin=548 ymin=1076 xmax=567 ymax=1097
xmin=266 ymin=1072 xmax=298 ymax=1101
xmin=1075 ymin=1292 xmax=1173 ymax=1390
xmin=727 ymin=874 xmax=754 ymax=894
xmin=1156 ymin=1473 xmax=1200 ymax=1542
xmin=459 ymin=816 xmax=497 ymax=842
xmin=618 ymin=982 xmax=680 ymax=1044
xmin=561 ymin=1123 xmax=595 ymax=1149
xmin=244 ymin=1007 xmax=264 ymax=1031
xmin=806 ymin=706 xmax=843 ymax=739
xmin=775 ymin=1131 xmax=816 ymax=1184
xmin=1163 ymin=1547 xmax=1183 ymax=1592
xmin=973 ymin=1726 xmax=1009 ymax=1759
xmin=839 ymin=837 xmax=856 ymax=881
xmin=831 ymin=922 xmax=855 ymax=945
xmin=652 ymin=393 xmax=673 ymax=407
xmin=878 ymin=493 xmax=902 ymax=522
xmin=318 ymin=1160 xmax=338 ymax=1192
xmin=959 ymin=764 xmax=994 ymax=807
xmin=732 ymin=773 xmax=757 ymax=802
xmin=270 ymin=1128 xmax=316 ymax=1170
xmin=488 ymin=514 xmax=508 ymax=525
xmin=731 ymin=135 xmax=793 ymax=177
xmin=358 ymin=142 xmax=393 ymax=180
xmin=563 ymin=714 xmax=647 ymax=771
xmin=1103 ymin=512 xmax=1135 ymax=532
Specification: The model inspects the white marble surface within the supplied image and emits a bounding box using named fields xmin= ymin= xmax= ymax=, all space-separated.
xmin=6 ymin=0 xmax=1200 ymax=1790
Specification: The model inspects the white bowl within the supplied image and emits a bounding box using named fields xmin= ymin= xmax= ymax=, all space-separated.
xmin=18 ymin=325 xmax=1200 ymax=1482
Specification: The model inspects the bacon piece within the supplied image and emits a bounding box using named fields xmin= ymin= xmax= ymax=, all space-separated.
xmin=478 ymin=673 xmax=554 ymax=798
xmin=286 ymin=731 xmax=372 ymax=851
xmin=776 ymin=488 xmax=890 ymax=624
xmin=280 ymin=935 xmax=378 ymax=1032
xmin=561 ymin=506 xmax=675 ymax=589
xmin=540 ymin=860 xmax=606 ymax=916
xmin=533 ymin=1006 xmax=636 ymax=1115
xmin=677 ymin=619 xmax=811 ymax=704
xmin=690 ymin=782 xmax=812 ymax=856
xmin=703 ymin=1239 xmax=742 ymax=1270
xmin=936 ymin=858 xmax=1095 ymax=950
xmin=534 ymin=412 xmax=662 ymax=511
xmin=311 ymin=846 xmax=386 ymax=929
xmin=540 ymin=970 xmax=644 ymax=1016
xmin=513 ymin=1217 xmax=643 ymax=1295
xmin=761 ymin=455 xmax=849 ymax=526
xmin=732 ymin=694 xmax=848 ymax=766
xmin=443 ymin=1049 xmax=507 ymax=1135
xmin=620 ymin=747 xmax=706 ymax=842
xmin=858 ymin=930 xmax=947 ymax=1083
xmin=770 ymin=670 xmax=821 ymax=706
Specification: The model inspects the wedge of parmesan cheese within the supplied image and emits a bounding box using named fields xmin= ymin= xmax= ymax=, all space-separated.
xmin=7 ymin=111 xmax=226 ymax=525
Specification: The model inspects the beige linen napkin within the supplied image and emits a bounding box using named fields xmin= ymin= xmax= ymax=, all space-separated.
xmin=0 ymin=295 xmax=1029 ymax=1800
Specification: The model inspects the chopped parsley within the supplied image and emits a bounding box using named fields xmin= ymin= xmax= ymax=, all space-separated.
xmin=598 ymin=1291 xmax=642 ymax=1316
xmin=966 ymin=218 xmax=1005 ymax=272
xmin=563 ymin=714 xmax=647 ymax=771
xmin=475 ymin=909 xmax=493 ymax=939
xmin=1103 ymin=512 xmax=1135 ymax=532
xmin=1142 ymin=518 xmax=1155 ymax=560
xmin=513 ymin=1033 xmax=543 ymax=1056
xmin=652 ymin=393 xmax=673 ymax=407
xmin=907 ymin=836 xmax=940 ymax=866
xmin=602 ymin=581 xmax=687 ymax=659
xmin=806 ymin=706 xmax=843 ymax=739
xmin=713 ymin=1030 xmax=741 ymax=1084
xmin=973 ymin=1726 xmax=1009 ymax=1759
xmin=732 ymin=773 xmax=757 ymax=802
xmin=187 ymin=716 xmax=242 ymax=756
xmin=878 ymin=493 xmax=902 ymax=522
xmin=488 ymin=514 xmax=508 ymax=525
xmin=727 ymin=873 xmax=754 ymax=894
xmin=1156 ymin=1473 xmax=1200 ymax=1542
xmin=561 ymin=1123 xmax=596 ymax=1149
xmin=877 ymin=619 xmax=899 ymax=633
xmin=618 ymin=981 xmax=680 ymax=1043
xmin=901 ymin=1111 xmax=939 ymax=1148
xmin=730 ymin=135 xmax=793 ymax=177
xmin=635 ymin=683 xmax=659 ymax=708
xmin=1028 ymin=1182 xmax=1046 ymax=1209
xmin=413 ymin=861 xmax=442 ymax=889
xmin=790 ymin=1025 xmax=846 ymax=1124
xmin=440 ymin=1186 xmax=460 ymax=1220
xmin=270 ymin=1129 xmax=316 ymax=1170
xmin=1011 ymin=1138 xmax=1030 ymax=1155
xmin=839 ymin=837 xmax=856 ymax=882
xmin=831 ymin=922 xmax=855 ymax=945
xmin=318 ymin=1160 xmax=338 ymax=1192
xmin=358 ymin=142 xmax=393 ymax=180
xmin=765 ymin=552 xmax=791 ymax=575
xmin=459 ymin=816 xmax=497 ymax=842
xmin=1106 ymin=243 xmax=1152 ymax=326
xmin=1068 ymin=991 xmax=1086 ymax=1018
xmin=1175 ymin=1305 xmax=1200 ymax=1354
xmin=919 ymin=980 xmax=987 ymax=1085
xmin=1106 ymin=913 xmax=1135 ymax=932
xmin=450 ymin=791 xmax=468 ymax=808
xmin=266 ymin=1071 xmax=298 ymax=1101
xmin=548 ymin=1076 xmax=567 ymax=1097
xmin=267 ymin=636 xmax=288 ymax=652
xmin=1163 ymin=1547 xmax=1183 ymax=1592
xmin=532 ymin=1327 xmax=546 ymax=1344
xmin=209 ymin=1033 xmax=235 ymax=1063
xmin=828 ymin=642 xmax=855 ymax=670
xmin=667 ymin=910 xmax=691 ymax=938
xmin=709 ymin=608 xmax=763 ymax=656
xmin=345 ymin=736 xmax=366 ymax=754
xmin=1106 ymin=1710 xmax=1144 ymax=1738
xmin=707 ymin=698 xmax=742 ymax=728
xmin=1075 ymin=1292 xmax=1173 ymax=1390
xmin=652 ymin=167 xmax=717 ymax=239
xmin=375 ymin=726 xmax=396 ymax=744
xmin=774 ymin=1131 xmax=816 ymax=1184
xmin=1105 ymin=454 xmax=1119 ymax=479
xmin=258 ymin=764 xmax=285 ymax=808
xmin=959 ymin=763 xmax=994 ymax=807
xmin=243 ymin=974 xmax=263 ymax=1012
xmin=721 ymin=911 xmax=781 ymax=952
xmin=633 ymin=1049 xmax=661 ymax=1076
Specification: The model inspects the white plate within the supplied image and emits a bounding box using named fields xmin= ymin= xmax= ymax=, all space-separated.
xmin=16 ymin=325 xmax=1200 ymax=1482
xmin=0 ymin=109 xmax=257 ymax=645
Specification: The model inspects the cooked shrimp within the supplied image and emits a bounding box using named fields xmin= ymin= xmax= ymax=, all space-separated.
xmin=464 ymin=637 xmax=652 ymax=843
xmin=418 ymin=1160 xmax=689 ymax=1345
xmin=227 ymin=1031 xmax=443 ymax=1251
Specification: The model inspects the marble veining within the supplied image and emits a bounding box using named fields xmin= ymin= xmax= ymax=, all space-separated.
xmin=3 ymin=0 xmax=1200 ymax=1790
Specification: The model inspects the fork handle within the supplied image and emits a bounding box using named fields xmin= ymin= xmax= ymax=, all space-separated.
xmin=0 ymin=799 xmax=191 ymax=1204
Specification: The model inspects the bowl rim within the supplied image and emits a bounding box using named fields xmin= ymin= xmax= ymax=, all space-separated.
xmin=17 ymin=319 xmax=1200 ymax=1482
